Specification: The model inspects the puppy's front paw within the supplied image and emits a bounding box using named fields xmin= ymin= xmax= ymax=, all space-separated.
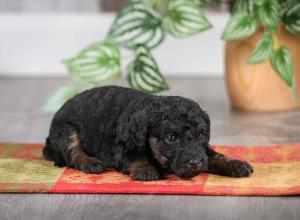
xmin=131 ymin=166 xmax=160 ymax=181
xmin=77 ymin=157 xmax=105 ymax=174
xmin=225 ymin=160 xmax=254 ymax=177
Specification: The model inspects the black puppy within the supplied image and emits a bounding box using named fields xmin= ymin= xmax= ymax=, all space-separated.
xmin=43 ymin=86 xmax=253 ymax=181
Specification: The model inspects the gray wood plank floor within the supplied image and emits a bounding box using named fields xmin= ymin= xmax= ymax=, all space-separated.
xmin=0 ymin=77 xmax=299 ymax=220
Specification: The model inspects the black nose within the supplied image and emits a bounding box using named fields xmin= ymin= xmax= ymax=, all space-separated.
xmin=187 ymin=159 xmax=202 ymax=170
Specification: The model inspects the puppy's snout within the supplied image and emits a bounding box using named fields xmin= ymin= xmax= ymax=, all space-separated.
xmin=187 ymin=159 xmax=203 ymax=170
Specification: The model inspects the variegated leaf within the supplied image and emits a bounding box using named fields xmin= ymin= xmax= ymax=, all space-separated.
xmin=222 ymin=12 xmax=259 ymax=40
xmin=64 ymin=42 xmax=121 ymax=85
xmin=258 ymin=0 xmax=280 ymax=31
xmin=252 ymin=0 xmax=265 ymax=6
xmin=232 ymin=0 xmax=254 ymax=14
xmin=283 ymin=1 xmax=300 ymax=34
xmin=127 ymin=45 xmax=169 ymax=93
xmin=248 ymin=33 xmax=273 ymax=64
xmin=164 ymin=0 xmax=212 ymax=37
xmin=43 ymin=85 xmax=78 ymax=112
xmin=107 ymin=2 xmax=165 ymax=49
xmin=270 ymin=47 xmax=294 ymax=88
xmin=198 ymin=0 xmax=219 ymax=6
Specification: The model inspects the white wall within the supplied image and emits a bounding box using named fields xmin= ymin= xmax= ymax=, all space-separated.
xmin=0 ymin=0 xmax=100 ymax=12
xmin=0 ymin=12 xmax=229 ymax=77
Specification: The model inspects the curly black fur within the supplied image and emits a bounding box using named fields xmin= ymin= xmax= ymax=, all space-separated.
xmin=43 ymin=86 xmax=253 ymax=181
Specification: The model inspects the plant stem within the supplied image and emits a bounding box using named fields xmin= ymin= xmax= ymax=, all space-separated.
xmin=157 ymin=0 xmax=171 ymax=18
xmin=272 ymin=32 xmax=280 ymax=50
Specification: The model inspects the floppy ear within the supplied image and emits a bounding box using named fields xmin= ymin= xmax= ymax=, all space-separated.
xmin=202 ymin=111 xmax=210 ymax=131
xmin=201 ymin=110 xmax=211 ymax=145
xmin=115 ymin=110 xmax=149 ymax=152
xmin=128 ymin=118 xmax=148 ymax=151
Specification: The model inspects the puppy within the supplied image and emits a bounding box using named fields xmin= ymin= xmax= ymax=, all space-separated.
xmin=43 ymin=86 xmax=253 ymax=181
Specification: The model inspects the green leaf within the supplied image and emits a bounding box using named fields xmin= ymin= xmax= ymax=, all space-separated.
xmin=43 ymin=85 xmax=78 ymax=112
xmin=107 ymin=2 xmax=165 ymax=49
xmin=127 ymin=45 xmax=169 ymax=93
xmin=252 ymin=0 xmax=265 ymax=6
xmin=222 ymin=12 xmax=259 ymax=40
xmin=258 ymin=1 xmax=281 ymax=31
xmin=270 ymin=47 xmax=294 ymax=88
xmin=131 ymin=0 xmax=156 ymax=9
xmin=197 ymin=0 xmax=220 ymax=7
xmin=164 ymin=0 xmax=212 ymax=37
xmin=64 ymin=42 xmax=121 ymax=85
xmin=248 ymin=33 xmax=273 ymax=64
xmin=232 ymin=0 xmax=254 ymax=14
xmin=283 ymin=1 xmax=300 ymax=34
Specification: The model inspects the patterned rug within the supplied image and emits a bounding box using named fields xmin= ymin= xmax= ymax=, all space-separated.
xmin=0 ymin=143 xmax=299 ymax=195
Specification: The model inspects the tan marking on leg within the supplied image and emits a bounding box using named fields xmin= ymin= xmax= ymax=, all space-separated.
xmin=67 ymin=130 xmax=104 ymax=173
xmin=68 ymin=131 xmax=91 ymax=167
xmin=129 ymin=160 xmax=150 ymax=172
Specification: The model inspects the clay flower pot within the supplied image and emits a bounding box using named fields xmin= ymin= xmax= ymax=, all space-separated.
xmin=225 ymin=27 xmax=300 ymax=112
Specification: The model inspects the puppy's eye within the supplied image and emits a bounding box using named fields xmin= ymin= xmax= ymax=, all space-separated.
xmin=166 ymin=133 xmax=178 ymax=143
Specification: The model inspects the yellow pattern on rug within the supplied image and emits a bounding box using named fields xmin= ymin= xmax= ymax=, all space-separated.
xmin=0 ymin=158 xmax=64 ymax=184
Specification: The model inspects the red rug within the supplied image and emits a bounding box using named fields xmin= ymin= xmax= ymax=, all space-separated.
xmin=0 ymin=143 xmax=300 ymax=195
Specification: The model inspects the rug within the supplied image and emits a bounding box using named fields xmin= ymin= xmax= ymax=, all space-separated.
xmin=0 ymin=143 xmax=299 ymax=195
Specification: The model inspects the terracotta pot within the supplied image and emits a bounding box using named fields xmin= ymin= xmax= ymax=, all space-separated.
xmin=225 ymin=27 xmax=300 ymax=112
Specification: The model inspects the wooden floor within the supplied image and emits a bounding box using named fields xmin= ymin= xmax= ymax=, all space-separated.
xmin=0 ymin=77 xmax=299 ymax=220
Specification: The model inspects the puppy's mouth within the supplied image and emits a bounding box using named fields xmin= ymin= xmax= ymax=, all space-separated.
xmin=176 ymin=170 xmax=199 ymax=179
xmin=174 ymin=166 xmax=200 ymax=179
xmin=173 ymin=162 xmax=208 ymax=179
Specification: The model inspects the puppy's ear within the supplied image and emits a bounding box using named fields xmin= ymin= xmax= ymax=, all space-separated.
xmin=129 ymin=119 xmax=148 ymax=151
xmin=115 ymin=111 xmax=149 ymax=152
xmin=201 ymin=110 xmax=211 ymax=142
xmin=202 ymin=111 xmax=210 ymax=130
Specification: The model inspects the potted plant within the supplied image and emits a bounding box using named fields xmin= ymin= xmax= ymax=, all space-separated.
xmin=44 ymin=0 xmax=300 ymax=113
xmin=223 ymin=0 xmax=300 ymax=112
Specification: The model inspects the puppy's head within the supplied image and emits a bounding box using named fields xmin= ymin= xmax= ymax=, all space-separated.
xmin=147 ymin=96 xmax=210 ymax=178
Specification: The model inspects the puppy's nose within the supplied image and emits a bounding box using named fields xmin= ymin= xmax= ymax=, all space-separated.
xmin=187 ymin=160 xmax=202 ymax=170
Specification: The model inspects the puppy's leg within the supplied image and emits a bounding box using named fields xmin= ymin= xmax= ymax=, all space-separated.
xmin=121 ymin=154 xmax=159 ymax=181
xmin=67 ymin=130 xmax=105 ymax=174
xmin=206 ymin=147 xmax=254 ymax=177
xmin=130 ymin=159 xmax=160 ymax=181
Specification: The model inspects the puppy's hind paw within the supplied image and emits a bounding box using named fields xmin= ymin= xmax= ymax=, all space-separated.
xmin=225 ymin=160 xmax=254 ymax=177
xmin=131 ymin=166 xmax=160 ymax=181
